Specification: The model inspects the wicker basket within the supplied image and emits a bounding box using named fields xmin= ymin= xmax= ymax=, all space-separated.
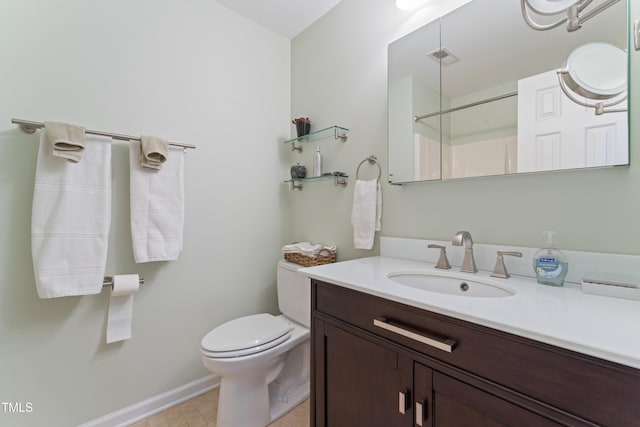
xmin=284 ymin=248 xmax=336 ymax=267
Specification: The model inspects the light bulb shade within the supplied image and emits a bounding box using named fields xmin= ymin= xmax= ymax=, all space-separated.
xmin=524 ymin=0 xmax=582 ymax=15
xmin=561 ymin=42 xmax=627 ymax=100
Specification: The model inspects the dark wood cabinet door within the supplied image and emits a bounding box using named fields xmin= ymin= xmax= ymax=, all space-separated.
xmin=413 ymin=363 xmax=433 ymax=427
xmin=313 ymin=320 xmax=413 ymax=427
xmin=430 ymin=369 xmax=562 ymax=427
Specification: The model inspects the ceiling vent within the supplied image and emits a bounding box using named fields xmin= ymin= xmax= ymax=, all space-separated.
xmin=427 ymin=47 xmax=460 ymax=66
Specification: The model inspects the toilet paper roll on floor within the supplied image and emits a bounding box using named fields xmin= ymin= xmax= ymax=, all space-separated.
xmin=106 ymin=274 xmax=140 ymax=344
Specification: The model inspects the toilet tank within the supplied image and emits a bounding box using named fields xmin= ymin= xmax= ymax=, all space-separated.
xmin=277 ymin=260 xmax=311 ymax=327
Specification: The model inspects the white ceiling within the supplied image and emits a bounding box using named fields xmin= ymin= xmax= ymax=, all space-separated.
xmin=213 ymin=0 xmax=345 ymax=39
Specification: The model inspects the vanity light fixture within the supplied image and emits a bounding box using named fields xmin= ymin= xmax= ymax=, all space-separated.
xmin=557 ymin=42 xmax=627 ymax=115
xmin=395 ymin=0 xmax=431 ymax=11
xmin=521 ymin=0 xmax=621 ymax=32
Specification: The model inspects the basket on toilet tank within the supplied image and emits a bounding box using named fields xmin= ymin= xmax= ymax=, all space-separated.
xmin=282 ymin=242 xmax=336 ymax=267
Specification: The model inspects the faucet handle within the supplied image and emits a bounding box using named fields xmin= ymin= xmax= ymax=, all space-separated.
xmin=428 ymin=244 xmax=451 ymax=270
xmin=491 ymin=251 xmax=523 ymax=279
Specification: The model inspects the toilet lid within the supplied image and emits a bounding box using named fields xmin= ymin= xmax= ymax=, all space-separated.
xmin=200 ymin=313 xmax=293 ymax=357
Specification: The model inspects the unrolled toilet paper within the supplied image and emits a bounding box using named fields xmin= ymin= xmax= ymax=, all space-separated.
xmin=106 ymin=274 xmax=139 ymax=344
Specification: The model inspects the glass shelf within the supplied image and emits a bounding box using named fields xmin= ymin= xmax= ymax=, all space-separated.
xmin=283 ymin=125 xmax=349 ymax=147
xmin=284 ymin=172 xmax=349 ymax=190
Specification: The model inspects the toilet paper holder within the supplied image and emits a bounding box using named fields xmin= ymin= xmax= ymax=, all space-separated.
xmin=102 ymin=276 xmax=145 ymax=287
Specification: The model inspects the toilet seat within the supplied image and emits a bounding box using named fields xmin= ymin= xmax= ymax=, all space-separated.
xmin=200 ymin=313 xmax=293 ymax=358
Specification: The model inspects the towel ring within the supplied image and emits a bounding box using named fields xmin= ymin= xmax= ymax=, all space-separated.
xmin=356 ymin=155 xmax=381 ymax=182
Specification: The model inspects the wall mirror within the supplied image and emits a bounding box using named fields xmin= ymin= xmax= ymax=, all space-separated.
xmin=388 ymin=0 xmax=628 ymax=184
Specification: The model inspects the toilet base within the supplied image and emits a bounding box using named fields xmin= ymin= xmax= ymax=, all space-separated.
xmin=217 ymin=375 xmax=271 ymax=427
xmin=213 ymin=339 xmax=310 ymax=427
xmin=215 ymin=377 xmax=310 ymax=427
xmin=269 ymin=380 xmax=309 ymax=423
xmin=202 ymin=318 xmax=310 ymax=427
xmin=268 ymin=340 xmax=310 ymax=422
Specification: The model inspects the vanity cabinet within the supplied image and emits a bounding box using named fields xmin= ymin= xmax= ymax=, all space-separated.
xmin=311 ymin=280 xmax=640 ymax=426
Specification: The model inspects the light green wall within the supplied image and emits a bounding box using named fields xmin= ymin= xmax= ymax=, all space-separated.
xmin=0 ymin=1 xmax=290 ymax=425
xmin=291 ymin=0 xmax=639 ymax=257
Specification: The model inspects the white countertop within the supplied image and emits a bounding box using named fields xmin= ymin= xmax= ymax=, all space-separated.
xmin=301 ymin=256 xmax=640 ymax=369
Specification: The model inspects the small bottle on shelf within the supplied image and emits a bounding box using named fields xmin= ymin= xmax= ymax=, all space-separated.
xmin=312 ymin=147 xmax=323 ymax=177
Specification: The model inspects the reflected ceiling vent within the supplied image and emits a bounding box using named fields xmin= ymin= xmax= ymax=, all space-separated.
xmin=426 ymin=47 xmax=459 ymax=66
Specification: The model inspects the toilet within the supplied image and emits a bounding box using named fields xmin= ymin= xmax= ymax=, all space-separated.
xmin=200 ymin=260 xmax=311 ymax=427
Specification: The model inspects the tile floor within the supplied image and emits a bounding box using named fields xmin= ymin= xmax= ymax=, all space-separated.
xmin=129 ymin=387 xmax=310 ymax=427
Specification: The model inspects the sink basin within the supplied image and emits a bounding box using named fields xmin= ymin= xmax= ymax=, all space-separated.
xmin=387 ymin=270 xmax=515 ymax=298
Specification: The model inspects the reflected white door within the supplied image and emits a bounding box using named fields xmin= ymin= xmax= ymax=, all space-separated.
xmin=517 ymin=70 xmax=628 ymax=173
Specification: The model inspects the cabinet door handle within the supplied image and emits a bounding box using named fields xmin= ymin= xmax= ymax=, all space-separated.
xmin=398 ymin=389 xmax=410 ymax=415
xmin=415 ymin=400 xmax=426 ymax=426
xmin=373 ymin=317 xmax=456 ymax=353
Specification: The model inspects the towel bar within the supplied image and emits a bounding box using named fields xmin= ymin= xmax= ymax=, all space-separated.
xmin=103 ymin=276 xmax=145 ymax=287
xmin=11 ymin=118 xmax=196 ymax=150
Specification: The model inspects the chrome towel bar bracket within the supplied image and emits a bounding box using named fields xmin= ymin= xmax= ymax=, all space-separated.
xmin=103 ymin=276 xmax=145 ymax=287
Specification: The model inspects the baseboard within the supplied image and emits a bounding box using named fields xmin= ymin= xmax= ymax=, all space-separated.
xmin=78 ymin=374 xmax=220 ymax=427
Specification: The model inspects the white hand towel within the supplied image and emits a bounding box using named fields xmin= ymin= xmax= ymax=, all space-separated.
xmin=351 ymin=179 xmax=382 ymax=250
xmin=375 ymin=181 xmax=382 ymax=232
xmin=44 ymin=121 xmax=86 ymax=163
xmin=130 ymin=140 xmax=184 ymax=263
xmin=282 ymin=242 xmax=337 ymax=256
xmin=31 ymin=131 xmax=112 ymax=298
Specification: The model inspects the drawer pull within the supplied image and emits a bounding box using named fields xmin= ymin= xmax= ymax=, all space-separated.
xmin=416 ymin=400 xmax=426 ymax=426
xmin=373 ymin=318 xmax=456 ymax=353
xmin=398 ymin=389 xmax=410 ymax=415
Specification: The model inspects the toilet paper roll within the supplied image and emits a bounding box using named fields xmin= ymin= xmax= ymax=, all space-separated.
xmin=106 ymin=274 xmax=139 ymax=344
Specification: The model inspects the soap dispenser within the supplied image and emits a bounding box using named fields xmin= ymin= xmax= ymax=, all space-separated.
xmin=533 ymin=231 xmax=568 ymax=287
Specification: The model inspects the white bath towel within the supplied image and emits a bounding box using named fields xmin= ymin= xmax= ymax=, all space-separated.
xmin=130 ymin=140 xmax=184 ymax=263
xmin=350 ymin=179 xmax=382 ymax=250
xmin=31 ymin=131 xmax=112 ymax=298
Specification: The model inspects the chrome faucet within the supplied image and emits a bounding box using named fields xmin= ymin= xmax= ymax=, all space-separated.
xmin=452 ymin=231 xmax=477 ymax=273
